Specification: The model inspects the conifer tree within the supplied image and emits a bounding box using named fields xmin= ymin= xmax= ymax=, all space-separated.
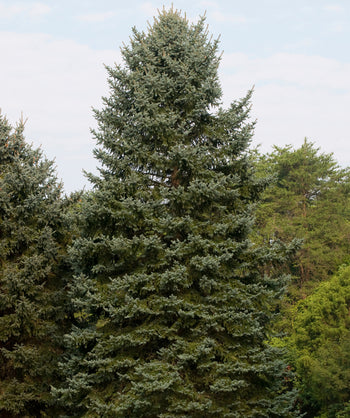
xmin=252 ymin=140 xmax=350 ymax=298
xmin=0 ymin=113 xmax=71 ymax=416
xmin=57 ymin=9 xmax=297 ymax=416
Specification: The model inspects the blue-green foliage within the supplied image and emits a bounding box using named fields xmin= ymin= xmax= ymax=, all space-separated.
xmin=54 ymin=9 xmax=299 ymax=417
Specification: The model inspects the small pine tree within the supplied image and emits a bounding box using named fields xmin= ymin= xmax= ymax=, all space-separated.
xmin=57 ymin=9 xmax=298 ymax=417
xmin=0 ymin=113 xmax=71 ymax=416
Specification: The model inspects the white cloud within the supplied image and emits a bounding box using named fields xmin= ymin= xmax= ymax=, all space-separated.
xmin=1 ymin=30 xmax=350 ymax=194
xmin=0 ymin=31 xmax=120 ymax=192
xmin=0 ymin=3 xmax=23 ymax=18
xmin=221 ymin=53 xmax=350 ymax=90
xmin=0 ymin=2 xmax=51 ymax=18
xmin=220 ymin=53 xmax=350 ymax=167
xmin=140 ymin=2 xmax=159 ymax=17
xmin=211 ymin=10 xmax=250 ymax=24
xmin=199 ymin=1 xmax=219 ymax=8
xmin=200 ymin=1 xmax=217 ymax=6
xmin=283 ymin=38 xmax=315 ymax=51
xmin=28 ymin=2 xmax=51 ymax=16
xmin=78 ymin=11 xmax=116 ymax=22
xmin=198 ymin=1 xmax=251 ymax=24
xmin=329 ymin=21 xmax=345 ymax=32
xmin=323 ymin=4 xmax=343 ymax=12
xmin=300 ymin=6 xmax=314 ymax=13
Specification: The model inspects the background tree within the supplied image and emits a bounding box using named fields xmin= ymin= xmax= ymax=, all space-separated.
xmin=56 ymin=9 xmax=298 ymax=417
xmin=252 ymin=140 xmax=350 ymax=300
xmin=251 ymin=142 xmax=350 ymax=417
xmin=0 ymin=113 xmax=72 ymax=416
xmin=288 ymin=264 xmax=350 ymax=418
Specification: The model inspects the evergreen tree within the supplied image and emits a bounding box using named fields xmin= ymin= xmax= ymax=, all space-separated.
xmin=57 ymin=9 xmax=297 ymax=417
xmin=0 ymin=113 xmax=71 ymax=416
xmin=252 ymin=140 xmax=350 ymax=299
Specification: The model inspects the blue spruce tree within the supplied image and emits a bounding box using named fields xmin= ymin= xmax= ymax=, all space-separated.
xmin=57 ymin=9 xmax=297 ymax=417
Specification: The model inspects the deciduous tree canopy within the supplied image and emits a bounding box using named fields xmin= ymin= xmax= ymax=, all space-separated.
xmin=288 ymin=264 xmax=350 ymax=417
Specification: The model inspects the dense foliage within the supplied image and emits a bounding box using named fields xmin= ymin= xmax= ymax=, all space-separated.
xmin=54 ymin=9 xmax=297 ymax=417
xmin=0 ymin=115 xmax=72 ymax=416
xmin=251 ymin=142 xmax=350 ymax=417
xmin=288 ymin=264 xmax=350 ymax=417
xmin=253 ymin=140 xmax=350 ymax=299
xmin=1 ymin=9 xmax=350 ymax=418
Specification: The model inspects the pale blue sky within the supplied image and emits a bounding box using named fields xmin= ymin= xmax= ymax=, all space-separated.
xmin=1 ymin=0 xmax=350 ymax=192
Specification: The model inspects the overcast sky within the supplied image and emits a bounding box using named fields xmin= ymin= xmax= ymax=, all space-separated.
xmin=1 ymin=0 xmax=350 ymax=193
